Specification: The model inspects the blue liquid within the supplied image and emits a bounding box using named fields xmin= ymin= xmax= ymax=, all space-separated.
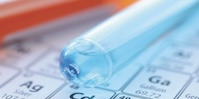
xmin=59 ymin=0 xmax=198 ymax=87
xmin=60 ymin=39 xmax=112 ymax=87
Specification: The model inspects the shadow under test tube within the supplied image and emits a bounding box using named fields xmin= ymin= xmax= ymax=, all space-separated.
xmin=59 ymin=0 xmax=199 ymax=87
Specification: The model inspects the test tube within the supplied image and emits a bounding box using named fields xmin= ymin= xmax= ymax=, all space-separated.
xmin=59 ymin=0 xmax=198 ymax=87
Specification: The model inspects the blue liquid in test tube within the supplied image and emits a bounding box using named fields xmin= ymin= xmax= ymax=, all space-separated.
xmin=59 ymin=0 xmax=199 ymax=87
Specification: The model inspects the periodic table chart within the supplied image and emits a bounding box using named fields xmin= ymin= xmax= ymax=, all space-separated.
xmin=0 ymin=6 xmax=199 ymax=99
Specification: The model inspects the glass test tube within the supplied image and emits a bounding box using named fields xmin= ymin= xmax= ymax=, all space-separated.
xmin=59 ymin=0 xmax=199 ymax=87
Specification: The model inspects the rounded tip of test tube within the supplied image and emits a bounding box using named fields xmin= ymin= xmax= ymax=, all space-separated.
xmin=59 ymin=39 xmax=112 ymax=87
